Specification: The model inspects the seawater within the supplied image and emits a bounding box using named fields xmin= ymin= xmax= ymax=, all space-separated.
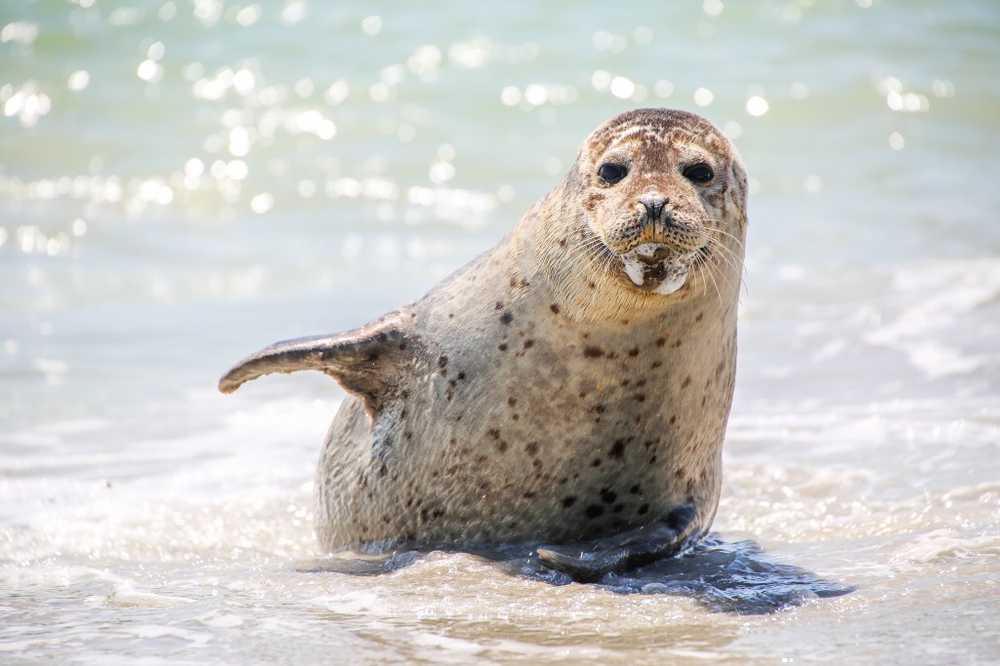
xmin=2 ymin=1 xmax=999 ymax=663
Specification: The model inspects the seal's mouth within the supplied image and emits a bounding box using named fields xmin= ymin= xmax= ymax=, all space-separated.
xmin=618 ymin=243 xmax=699 ymax=295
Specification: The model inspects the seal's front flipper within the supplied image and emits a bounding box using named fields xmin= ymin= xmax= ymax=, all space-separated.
xmin=536 ymin=504 xmax=698 ymax=583
xmin=218 ymin=310 xmax=418 ymax=415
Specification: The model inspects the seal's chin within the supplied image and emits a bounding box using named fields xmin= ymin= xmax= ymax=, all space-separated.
xmin=619 ymin=243 xmax=695 ymax=295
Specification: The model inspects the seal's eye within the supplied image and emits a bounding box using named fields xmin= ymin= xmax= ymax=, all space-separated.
xmin=682 ymin=163 xmax=714 ymax=184
xmin=598 ymin=163 xmax=627 ymax=184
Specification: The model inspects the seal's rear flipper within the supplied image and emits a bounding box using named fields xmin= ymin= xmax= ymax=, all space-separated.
xmin=536 ymin=504 xmax=697 ymax=583
xmin=294 ymin=550 xmax=421 ymax=576
xmin=218 ymin=311 xmax=417 ymax=415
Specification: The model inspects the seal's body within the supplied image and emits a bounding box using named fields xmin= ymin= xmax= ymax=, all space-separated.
xmin=221 ymin=109 xmax=747 ymax=577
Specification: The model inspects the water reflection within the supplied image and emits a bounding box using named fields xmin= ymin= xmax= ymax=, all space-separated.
xmin=298 ymin=534 xmax=853 ymax=615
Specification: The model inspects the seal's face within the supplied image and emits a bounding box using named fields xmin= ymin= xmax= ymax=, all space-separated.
xmin=578 ymin=109 xmax=747 ymax=296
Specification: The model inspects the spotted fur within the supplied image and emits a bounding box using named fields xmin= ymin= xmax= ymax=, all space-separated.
xmin=220 ymin=108 xmax=748 ymax=555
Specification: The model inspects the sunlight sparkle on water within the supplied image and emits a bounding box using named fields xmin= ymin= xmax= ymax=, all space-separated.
xmin=746 ymin=95 xmax=769 ymax=117
xmin=67 ymin=70 xmax=90 ymax=92
xmin=361 ymin=15 xmax=383 ymax=36
xmin=610 ymin=76 xmax=636 ymax=100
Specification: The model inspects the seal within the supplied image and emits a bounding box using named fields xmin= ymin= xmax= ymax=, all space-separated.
xmin=219 ymin=108 xmax=748 ymax=581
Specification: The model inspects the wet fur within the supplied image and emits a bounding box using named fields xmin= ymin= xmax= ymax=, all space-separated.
xmin=220 ymin=108 xmax=749 ymax=556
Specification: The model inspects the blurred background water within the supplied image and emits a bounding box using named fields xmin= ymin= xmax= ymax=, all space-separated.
xmin=2 ymin=0 xmax=999 ymax=663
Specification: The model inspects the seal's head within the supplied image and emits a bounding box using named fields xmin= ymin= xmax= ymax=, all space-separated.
xmin=540 ymin=109 xmax=747 ymax=314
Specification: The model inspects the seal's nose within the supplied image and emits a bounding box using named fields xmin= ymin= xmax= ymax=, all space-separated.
xmin=640 ymin=194 xmax=667 ymax=220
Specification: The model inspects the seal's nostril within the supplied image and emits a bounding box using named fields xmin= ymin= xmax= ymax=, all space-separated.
xmin=640 ymin=194 xmax=667 ymax=220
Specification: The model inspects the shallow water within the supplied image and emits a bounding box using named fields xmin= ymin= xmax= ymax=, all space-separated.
xmin=2 ymin=1 xmax=1000 ymax=663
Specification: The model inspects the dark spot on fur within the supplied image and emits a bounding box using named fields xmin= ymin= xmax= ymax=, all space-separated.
xmin=495 ymin=301 xmax=504 ymax=310
xmin=656 ymin=337 xmax=666 ymax=347
xmin=498 ymin=343 xmax=508 ymax=352
xmin=399 ymin=342 xmax=408 ymax=351
xmin=613 ymin=503 xmax=625 ymax=514
xmin=525 ymin=441 xmax=539 ymax=456
xmin=633 ymin=394 xmax=646 ymax=403
xmin=457 ymin=372 xmax=466 ymax=380
xmin=585 ymin=504 xmax=605 ymax=519
xmin=669 ymin=415 xmax=677 ymax=425
xmin=497 ymin=440 xmax=508 ymax=453
xmin=628 ymin=347 xmax=639 ymax=357
xmin=696 ymin=312 xmax=704 ymax=322
xmin=629 ymin=484 xmax=641 ymax=495
xmin=609 ymin=439 xmax=626 ymax=459
xmin=523 ymin=491 xmax=535 ymax=499
xmin=583 ymin=346 xmax=605 ymax=358
xmin=600 ymin=488 xmax=617 ymax=504
xmin=651 ymin=360 xmax=663 ymax=369
xmin=562 ymin=496 xmax=577 ymax=508
xmin=550 ymin=304 xmax=561 ymax=314
xmin=588 ymin=281 xmax=596 ymax=289
xmin=508 ymin=397 xmax=517 ymax=407
xmin=583 ymin=192 xmax=606 ymax=211
xmin=523 ymin=339 xmax=534 ymax=349
xmin=591 ymin=458 xmax=602 ymax=468
xmin=682 ymin=376 xmax=692 ymax=388
xmin=487 ymin=428 xmax=500 ymax=439
xmin=500 ymin=311 xmax=514 ymax=325
xmin=637 ymin=503 xmax=649 ymax=516
xmin=438 ymin=354 xmax=448 ymax=369
xmin=666 ymin=505 xmax=693 ymax=530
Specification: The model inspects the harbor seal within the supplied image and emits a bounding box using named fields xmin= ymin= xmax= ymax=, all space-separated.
xmin=219 ymin=108 xmax=747 ymax=581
